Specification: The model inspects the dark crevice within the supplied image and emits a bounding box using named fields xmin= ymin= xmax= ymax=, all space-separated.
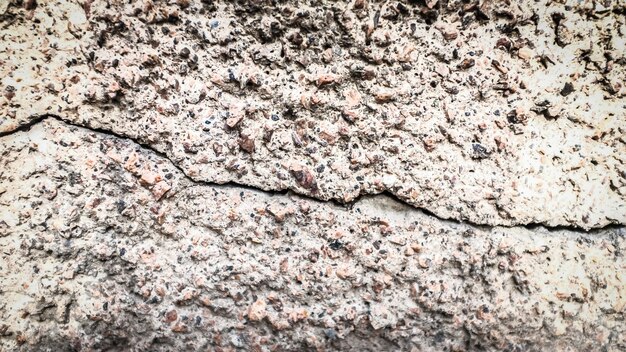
xmin=1 ymin=114 xmax=624 ymax=234
xmin=0 ymin=114 xmax=49 ymax=138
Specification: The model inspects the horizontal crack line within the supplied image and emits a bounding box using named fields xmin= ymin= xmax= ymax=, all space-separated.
xmin=2 ymin=114 xmax=624 ymax=234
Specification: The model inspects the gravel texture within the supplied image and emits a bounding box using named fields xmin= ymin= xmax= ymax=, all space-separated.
xmin=1 ymin=0 xmax=625 ymax=228
xmin=0 ymin=0 xmax=625 ymax=351
xmin=0 ymin=119 xmax=624 ymax=351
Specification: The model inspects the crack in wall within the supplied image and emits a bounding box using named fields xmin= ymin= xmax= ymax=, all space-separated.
xmin=2 ymin=113 xmax=624 ymax=234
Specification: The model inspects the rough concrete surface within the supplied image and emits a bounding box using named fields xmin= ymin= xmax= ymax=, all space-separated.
xmin=0 ymin=0 xmax=625 ymax=351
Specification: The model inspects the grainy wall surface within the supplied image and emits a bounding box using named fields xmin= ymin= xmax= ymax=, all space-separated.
xmin=0 ymin=0 xmax=624 ymax=351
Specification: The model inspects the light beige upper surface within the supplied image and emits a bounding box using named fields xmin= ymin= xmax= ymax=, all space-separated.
xmin=1 ymin=1 xmax=625 ymax=229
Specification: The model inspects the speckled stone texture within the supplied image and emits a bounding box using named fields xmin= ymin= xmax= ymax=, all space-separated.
xmin=0 ymin=0 xmax=625 ymax=351
xmin=1 ymin=119 xmax=624 ymax=351
xmin=2 ymin=0 xmax=625 ymax=228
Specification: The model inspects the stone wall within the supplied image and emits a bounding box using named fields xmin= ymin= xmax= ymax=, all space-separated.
xmin=0 ymin=0 xmax=624 ymax=351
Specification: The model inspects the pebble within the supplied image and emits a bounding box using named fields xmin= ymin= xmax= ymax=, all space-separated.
xmin=247 ymin=299 xmax=267 ymax=321
xmin=517 ymin=47 xmax=534 ymax=61
xmin=179 ymin=47 xmax=190 ymax=58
